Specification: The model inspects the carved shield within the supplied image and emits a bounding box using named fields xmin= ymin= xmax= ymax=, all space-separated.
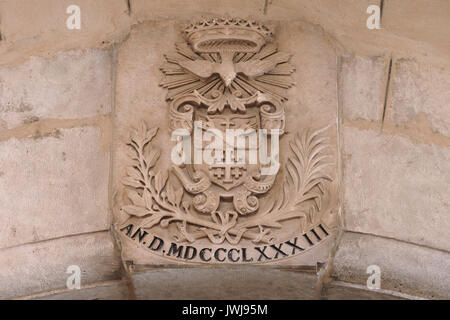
xmin=194 ymin=111 xmax=260 ymax=191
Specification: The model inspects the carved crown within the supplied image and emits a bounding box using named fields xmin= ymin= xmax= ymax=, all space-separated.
xmin=184 ymin=17 xmax=274 ymax=53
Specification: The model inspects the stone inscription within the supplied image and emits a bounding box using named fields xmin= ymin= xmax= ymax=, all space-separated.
xmin=121 ymin=223 xmax=330 ymax=263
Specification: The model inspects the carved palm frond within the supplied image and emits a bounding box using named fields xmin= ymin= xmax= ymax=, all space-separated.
xmin=284 ymin=126 xmax=333 ymax=211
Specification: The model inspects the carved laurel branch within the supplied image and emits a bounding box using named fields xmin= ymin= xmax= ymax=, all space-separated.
xmin=121 ymin=122 xmax=255 ymax=243
xmin=121 ymin=122 xmax=332 ymax=245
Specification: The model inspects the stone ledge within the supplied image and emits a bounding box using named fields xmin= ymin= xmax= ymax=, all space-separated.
xmin=19 ymin=280 xmax=130 ymax=300
xmin=389 ymin=58 xmax=450 ymax=138
xmin=0 ymin=49 xmax=113 ymax=131
xmin=131 ymin=267 xmax=319 ymax=299
xmin=0 ymin=231 xmax=122 ymax=299
xmin=323 ymin=281 xmax=408 ymax=300
xmin=0 ymin=0 xmax=130 ymax=66
xmin=332 ymin=232 xmax=450 ymax=299
xmin=339 ymin=54 xmax=389 ymax=122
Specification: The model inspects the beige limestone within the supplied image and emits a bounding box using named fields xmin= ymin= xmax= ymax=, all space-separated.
xmin=342 ymin=126 xmax=450 ymax=251
xmin=340 ymin=55 xmax=389 ymax=122
xmin=332 ymin=232 xmax=450 ymax=299
xmin=131 ymin=0 xmax=266 ymax=21
xmin=323 ymin=282 xmax=405 ymax=300
xmin=0 ymin=49 xmax=112 ymax=130
xmin=389 ymin=58 xmax=450 ymax=138
xmin=0 ymin=231 xmax=122 ymax=299
xmin=383 ymin=0 xmax=450 ymax=59
xmin=30 ymin=281 xmax=130 ymax=300
xmin=0 ymin=0 xmax=131 ymax=66
xmin=132 ymin=267 xmax=318 ymax=299
xmin=0 ymin=126 xmax=110 ymax=248
xmin=2 ymin=0 xmax=450 ymax=69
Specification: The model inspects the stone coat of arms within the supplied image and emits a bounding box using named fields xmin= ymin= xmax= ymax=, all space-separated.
xmin=118 ymin=18 xmax=336 ymax=263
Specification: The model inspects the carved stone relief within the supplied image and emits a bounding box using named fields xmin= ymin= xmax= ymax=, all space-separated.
xmin=114 ymin=18 xmax=339 ymax=265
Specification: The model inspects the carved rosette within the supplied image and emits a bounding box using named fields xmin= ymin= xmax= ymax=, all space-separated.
xmin=118 ymin=17 xmax=336 ymax=264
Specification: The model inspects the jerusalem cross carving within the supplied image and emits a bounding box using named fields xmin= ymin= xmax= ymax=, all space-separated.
xmin=117 ymin=18 xmax=337 ymax=264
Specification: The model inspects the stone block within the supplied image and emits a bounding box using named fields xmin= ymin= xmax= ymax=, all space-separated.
xmin=0 ymin=0 xmax=130 ymax=61
xmin=0 ymin=126 xmax=110 ymax=248
xmin=132 ymin=267 xmax=318 ymax=299
xmin=323 ymin=282 xmax=404 ymax=300
xmin=0 ymin=49 xmax=112 ymax=130
xmin=383 ymin=0 xmax=450 ymax=58
xmin=340 ymin=55 xmax=389 ymax=121
xmin=30 ymin=281 xmax=130 ymax=300
xmin=333 ymin=232 xmax=450 ymax=299
xmin=343 ymin=126 xmax=450 ymax=251
xmin=389 ymin=58 xmax=450 ymax=138
xmin=0 ymin=231 xmax=122 ymax=299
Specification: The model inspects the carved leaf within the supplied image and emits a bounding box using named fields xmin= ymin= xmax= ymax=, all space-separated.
xmin=294 ymin=192 xmax=321 ymax=207
xmin=154 ymin=171 xmax=168 ymax=194
xmin=142 ymin=215 xmax=164 ymax=229
xmin=145 ymin=148 xmax=161 ymax=168
xmin=122 ymin=205 xmax=149 ymax=217
xmin=143 ymin=189 xmax=153 ymax=209
xmin=126 ymin=147 xmax=138 ymax=160
xmin=174 ymin=187 xmax=184 ymax=206
xmin=138 ymin=122 xmax=147 ymax=141
xmin=126 ymin=166 xmax=143 ymax=181
xmin=166 ymin=182 xmax=177 ymax=205
xmin=227 ymin=95 xmax=246 ymax=112
xmin=127 ymin=189 xmax=145 ymax=207
xmin=145 ymin=127 xmax=159 ymax=144
xmin=165 ymin=182 xmax=184 ymax=206
xmin=122 ymin=176 xmax=143 ymax=189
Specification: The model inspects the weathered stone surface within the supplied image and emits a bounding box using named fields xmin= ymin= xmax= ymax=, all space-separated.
xmin=132 ymin=267 xmax=318 ymax=299
xmin=131 ymin=0 xmax=374 ymax=26
xmin=132 ymin=0 xmax=449 ymax=66
xmin=0 ymin=49 xmax=112 ymax=130
xmin=131 ymin=0 xmax=265 ymax=21
xmin=30 ymin=281 xmax=130 ymax=300
xmin=323 ymin=282 xmax=405 ymax=300
xmin=2 ymin=0 xmax=450 ymax=69
xmin=0 ymin=0 xmax=130 ymax=66
xmin=343 ymin=126 xmax=450 ymax=251
xmin=340 ymin=55 xmax=388 ymax=121
xmin=333 ymin=232 xmax=450 ymax=299
xmin=0 ymin=126 xmax=110 ymax=248
xmin=383 ymin=0 xmax=450 ymax=59
xmin=389 ymin=58 xmax=450 ymax=138
xmin=0 ymin=232 xmax=122 ymax=299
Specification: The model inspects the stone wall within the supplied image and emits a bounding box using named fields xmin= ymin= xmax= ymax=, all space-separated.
xmin=0 ymin=0 xmax=448 ymax=299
